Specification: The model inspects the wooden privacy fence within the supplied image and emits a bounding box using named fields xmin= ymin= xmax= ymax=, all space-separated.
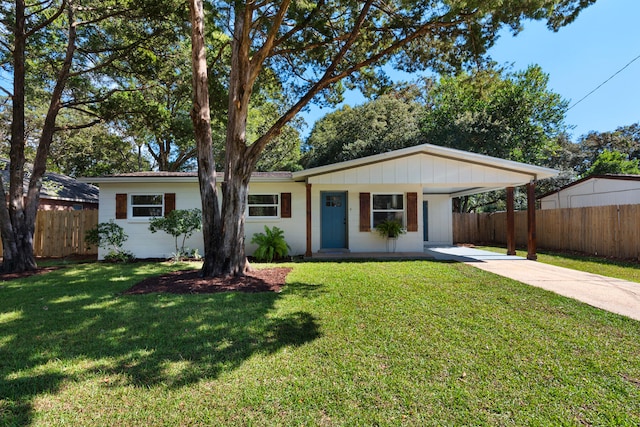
xmin=453 ymin=204 xmax=640 ymax=260
xmin=0 ymin=210 xmax=99 ymax=258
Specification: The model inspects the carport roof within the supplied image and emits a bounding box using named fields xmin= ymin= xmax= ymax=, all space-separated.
xmin=293 ymin=143 xmax=558 ymax=196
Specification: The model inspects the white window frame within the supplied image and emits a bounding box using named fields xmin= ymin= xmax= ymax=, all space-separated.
xmin=129 ymin=193 xmax=164 ymax=221
xmin=371 ymin=193 xmax=405 ymax=228
xmin=247 ymin=194 xmax=279 ymax=218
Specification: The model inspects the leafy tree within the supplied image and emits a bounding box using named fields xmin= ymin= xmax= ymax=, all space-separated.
xmin=572 ymin=124 xmax=640 ymax=176
xmin=584 ymin=149 xmax=640 ymax=176
xmin=148 ymin=209 xmax=203 ymax=255
xmin=0 ymin=0 xmax=183 ymax=272
xmin=303 ymin=92 xmax=425 ymax=168
xmin=421 ymin=65 xmax=568 ymax=165
xmin=187 ymin=0 xmax=597 ymax=277
xmin=47 ymin=125 xmax=149 ymax=177
xmin=99 ymin=39 xmax=302 ymax=172
xmin=419 ymin=65 xmax=570 ymax=212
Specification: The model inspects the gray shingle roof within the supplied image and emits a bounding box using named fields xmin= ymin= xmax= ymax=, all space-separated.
xmin=0 ymin=162 xmax=99 ymax=203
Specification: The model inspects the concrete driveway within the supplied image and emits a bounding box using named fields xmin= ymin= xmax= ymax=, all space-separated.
xmin=425 ymin=246 xmax=640 ymax=321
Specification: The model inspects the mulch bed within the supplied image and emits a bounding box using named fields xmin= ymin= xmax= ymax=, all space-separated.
xmin=123 ymin=267 xmax=292 ymax=295
xmin=0 ymin=266 xmax=62 ymax=282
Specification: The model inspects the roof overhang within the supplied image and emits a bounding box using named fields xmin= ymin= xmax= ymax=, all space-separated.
xmin=80 ymin=171 xmax=294 ymax=184
xmin=81 ymin=144 xmax=558 ymax=197
xmin=293 ymin=143 xmax=558 ymax=196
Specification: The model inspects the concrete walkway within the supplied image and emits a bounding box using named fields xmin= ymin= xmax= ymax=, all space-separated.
xmin=425 ymin=246 xmax=640 ymax=321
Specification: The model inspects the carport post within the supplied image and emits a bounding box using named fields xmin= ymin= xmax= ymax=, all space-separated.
xmin=305 ymin=183 xmax=312 ymax=257
xmin=506 ymin=187 xmax=516 ymax=255
xmin=526 ymin=180 xmax=537 ymax=261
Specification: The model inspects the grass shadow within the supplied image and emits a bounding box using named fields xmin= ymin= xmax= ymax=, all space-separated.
xmin=0 ymin=262 xmax=320 ymax=424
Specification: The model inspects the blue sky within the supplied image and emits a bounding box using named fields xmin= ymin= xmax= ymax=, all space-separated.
xmin=301 ymin=0 xmax=640 ymax=141
xmin=2 ymin=1 xmax=637 ymax=143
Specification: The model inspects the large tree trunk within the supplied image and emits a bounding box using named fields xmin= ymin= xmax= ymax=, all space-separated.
xmin=192 ymin=0 xmax=292 ymax=277
xmin=0 ymin=0 xmax=36 ymax=272
xmin=1 ymin=0 xmax=74 ymax=273
xmin=213 ymin=5 xmax=256 ymax=276
xmin=188 ymin=0 xmax=222 ymax=277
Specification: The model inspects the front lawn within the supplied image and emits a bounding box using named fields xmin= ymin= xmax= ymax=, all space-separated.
xmin=1 ymin=261 xmax=639 ymax=426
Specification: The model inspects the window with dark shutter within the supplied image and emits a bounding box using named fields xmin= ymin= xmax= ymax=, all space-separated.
xmin=164 ymin=193 xmax=176 ymax=216
xmin=406 ymin=192 xmax=418 ymax=232
xmin=281 ymin=192 xmax=292 ymax=218
xmin=115 ymin=193 xmax=127 ymax=219
xmin=359 ymin=192 xmax=370 ymax=232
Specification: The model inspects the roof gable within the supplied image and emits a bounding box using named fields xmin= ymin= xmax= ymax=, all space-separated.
xmin=294 ymin=143 xmax=557 ymax=196
xmin=540 ymin=174 xmax=640 ymax=199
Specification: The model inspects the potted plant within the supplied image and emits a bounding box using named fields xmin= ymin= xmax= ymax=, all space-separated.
xmin=374 ymin=219 xmax=406 ymax=252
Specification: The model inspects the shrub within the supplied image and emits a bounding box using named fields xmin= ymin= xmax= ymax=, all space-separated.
xmin=148 ymin=209 xmax=202 ymax=259
xmin=85 ymin=220 xmax=135 ymax=263
xmin=251 ymin=225 xmax=290 ymax=262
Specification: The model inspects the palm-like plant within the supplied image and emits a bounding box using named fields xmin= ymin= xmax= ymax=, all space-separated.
xmin=251 ymin=226 xmax=290 ymax=262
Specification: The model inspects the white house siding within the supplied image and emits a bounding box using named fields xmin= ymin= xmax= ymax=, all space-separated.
xmin=244 ymin=181 xmax=307 ymax=256
xmin=309 ymin=184 xmax=426 ymax=253
xmin=306 ymin=154 xmax=537 ymax=188
xmin=423 ymin=194 xmax=453 ymax=246
xmin=98 ymin=180 xmax=307 ymax=259
xmin=540 ymin=177 xmax=640 ymax=209
xmin=98 ymin=181 xmax=203 ymax=259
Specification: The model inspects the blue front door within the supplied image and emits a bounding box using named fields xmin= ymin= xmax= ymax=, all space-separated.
xmin=321 ymin=192 xmax=347 ymax=249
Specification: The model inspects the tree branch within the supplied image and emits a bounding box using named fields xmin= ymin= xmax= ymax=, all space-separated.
xmin=249 ymin=0 xmax=292 ymax=83
xmin=248 ymin=13 xmax=470 ymax=160
xmin=25 ymin=0 xmax=67 ymax=38
xmin=272 ymin=0 xmax=326 ymax=50
xmin=54 ymin=119 xmax=101 ymax=132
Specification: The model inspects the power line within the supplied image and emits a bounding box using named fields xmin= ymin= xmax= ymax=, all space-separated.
xmin=567 ymin=52 xmax=640 ymax=111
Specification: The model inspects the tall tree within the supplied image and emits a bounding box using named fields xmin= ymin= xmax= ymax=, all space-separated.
xmin=189 ymin=0 xmax=596 ymax=277
xmin=419 ymin=64 xmax=570 ymax=211
xmin=303 ymin=91 xmax=425 ymax=168
xmin=572 ymin=123 xmax=640 ymax=176
xmin=584 ymin=149 xmax=640 ymax=176
xmin=420 ymin=65 xmax=568 ymax=164
xmin=0 ymin=0 xmax=181 ymax=272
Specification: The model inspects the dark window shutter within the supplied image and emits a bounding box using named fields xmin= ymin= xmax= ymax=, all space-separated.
xmin=164 ymin=193 xmax=176 ymax=216
xmin=281 ymin=192 xmax=291 ymax=218
xmin=406 ymin=192 xmax=418 ymax=232
xmin=116 ymin=193 xmax=127 ymax=219
xmin=359 ymin=192 xmax=370 ymax=232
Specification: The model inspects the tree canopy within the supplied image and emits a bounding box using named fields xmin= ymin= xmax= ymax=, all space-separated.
xmin=584 ymin=149 xmax=640 ymax=176
xmin=0 ymin=0 xmax=185 ymax=271
xmin=420 ymin=65 xmax=568 ymax=165
xmin=303 ymin=91 xmax=425 ymax=168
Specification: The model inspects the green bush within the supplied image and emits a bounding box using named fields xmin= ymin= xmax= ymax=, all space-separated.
xmin=251 ymin=225 xmax=290 ymax=262
xmin=85 ymin=220 xmax=135 ymax=263
xmin=148 ymin=209 xmax=202 ymax=259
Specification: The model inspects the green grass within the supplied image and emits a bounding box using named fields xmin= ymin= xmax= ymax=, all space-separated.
xmin=1 ymin=260 xmax=639 ymax=426
xmin=477 ymin=246 xmax=640 ymax=283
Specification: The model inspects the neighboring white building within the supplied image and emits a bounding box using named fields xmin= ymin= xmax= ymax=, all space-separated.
xmin=84 ymin=143 xmax=557 ymax=259
xmin=539 ymin=175 xmax=640 ymax=210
